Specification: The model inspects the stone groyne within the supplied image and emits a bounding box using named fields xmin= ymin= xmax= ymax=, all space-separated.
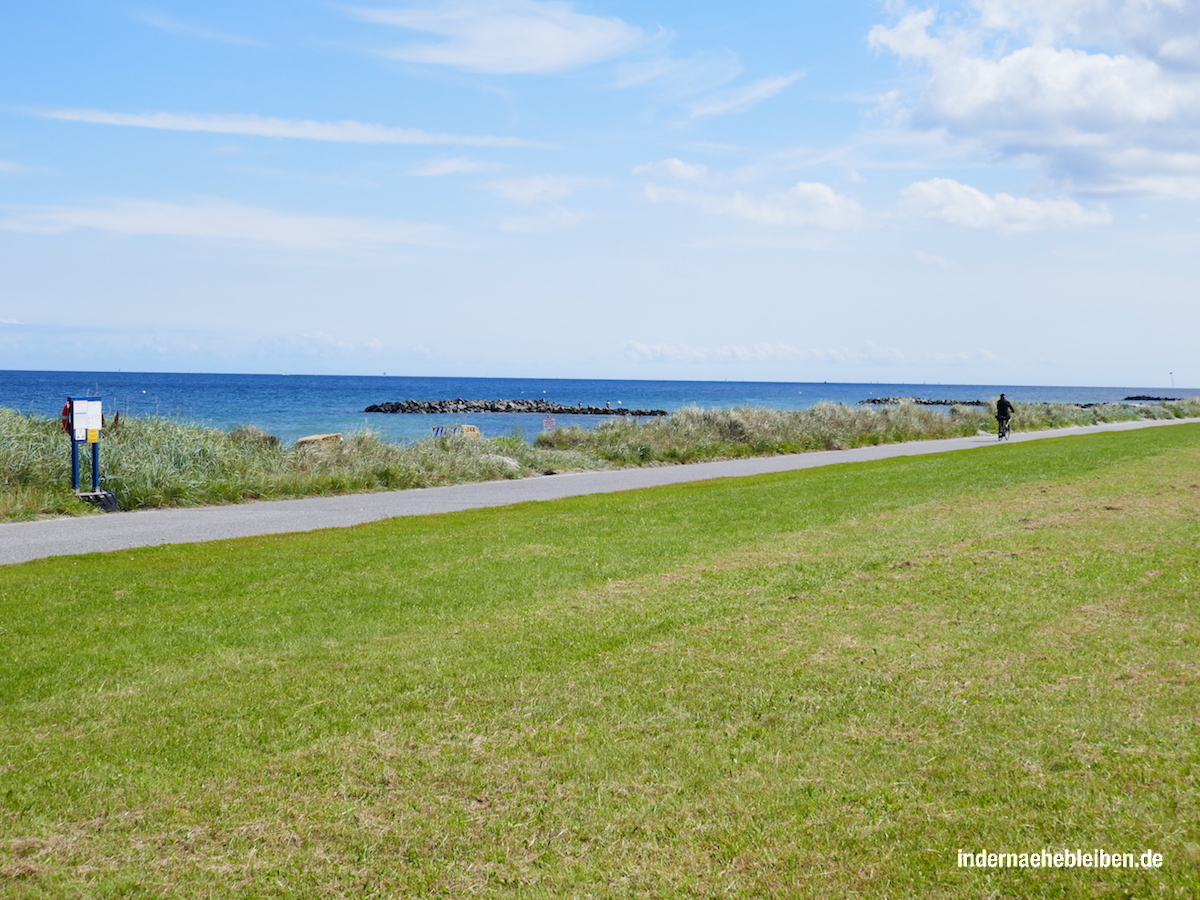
xmin=365 ymin=399 xmax=668 ymax=416
xmin=858 ymin=397 xmax=985 ymax=407
xmin=862 ymin=396 xmax=1182 ymax=408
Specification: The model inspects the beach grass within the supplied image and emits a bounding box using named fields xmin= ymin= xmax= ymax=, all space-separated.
xmin=2 ymin=398 xmax=1198 ymax=520
xmin=534 ymin=398 xmax=1200 ymax=464
xmin=0 ymin=410 xmax=599 ymax=520
xmin=1 ymin=425 xmax=1198 ymax=897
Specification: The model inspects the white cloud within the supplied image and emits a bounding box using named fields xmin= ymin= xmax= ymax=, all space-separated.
xmin=489 ymin=174 xmax=594 ymax=203
xmin=899 ymin=178 xmax=1112 ymax=232
xmin=263 ymin=330 xmax=387 ymax=356
xmin=628 ymin=341 xmax=811 ymax=363
xmin=915 ymin=250 xmax=951 ymax=267
xmin=689 ymin=73 xmax=802 ymax=118
xmin=971 ymin=0 xmax=1200 ymax=63
xmin=487 ymin=174 xmax=597 ymax=232
xmin=0 ymin=160 xmax=28 ymax=174
xmin=37 ymin=109 xmax=550 ymax=149
xmin=499 ymin=208 xmax=590 ymax=233
xmin=627 ymin=341 xmax=999 ymax=366
xmin=137 ymin=12 xmax=264 ymax=46
xmin=1055 ymin=146 xmax=1200 ymax=198
xmin=408 ymin=156 xmax=502 ymax=176
xmin=874 ymin=27 xmax=1189 ymax=134
xmin=0 ymin=322 xmax=394 ymax=364
xmin=0 ymin=198 xmax=447 ymax=250
xmin=869 ymin=2 xmax=1200 ymax=196
xmin=644 ymin=181 xmax=863 ymax=230
xmin=633 ymin=158 xmax=708 ymax=181
xmin=350 ymin=0 xmax=646 ymax=74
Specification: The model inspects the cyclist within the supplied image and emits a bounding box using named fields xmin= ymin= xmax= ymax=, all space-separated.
xmin=996 ymin=393 xmax=1015 ymax=439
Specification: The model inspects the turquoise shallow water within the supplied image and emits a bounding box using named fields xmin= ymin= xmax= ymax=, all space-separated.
xmin=2 ymin=370 xmax=1192 ymax=445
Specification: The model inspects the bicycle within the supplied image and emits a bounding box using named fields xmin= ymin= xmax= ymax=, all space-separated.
xmin=997 ymin=416 xmax=1012 ymax=440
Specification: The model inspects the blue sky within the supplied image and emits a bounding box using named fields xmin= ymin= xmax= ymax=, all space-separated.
xmin=2 ymin=1 xmax=1198 ymax=386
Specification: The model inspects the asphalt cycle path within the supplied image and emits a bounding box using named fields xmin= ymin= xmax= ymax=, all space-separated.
xmin=3 ymin=417 xmax=1197 ymax=566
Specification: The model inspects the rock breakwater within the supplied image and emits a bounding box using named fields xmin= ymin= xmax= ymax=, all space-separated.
xmin=858 ymin=397 xmax=985 ymax=406
xmin=365 ymin=399 xmax=668 ymax=416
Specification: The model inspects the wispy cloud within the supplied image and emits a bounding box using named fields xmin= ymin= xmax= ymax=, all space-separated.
xmin=408 ymin=157 xmax=503 ymax=176
xmin=0 ymin=160 xmax=29 ymax=174
xmin=690 ymin=73 xmax=802 ymax=118
xmin=633 ymin=158 xmax=708 ymax=181
xmin=644 ymin=181 xmax=863 ymax=230
xmin=613 ymin=50 xmax=742 ymax=97
xmin=137 ymin=11 xmax=264 ymax=46
xmin=0 ymin=197 xmax=449 ymax=250
xmin=628 ymin=341 xmax=814 ymax=363
xmin=627 ymin=341 xmax=1000 ymax=367
xmin=349 ymin=0 xmax=647 ymax=74
xmin=259 ymin=330 xmax=387 ymax=357
xmin=489 ymin=174 xmax=598 ymax=232
xmin=899 ymin=179 xmax=1113 ymax=233
xmin=36 ymin=109 xmax=553 ymax=149
xmin=499 ymin=208 xmax=590 ymax=233
xmin=0 ymin=322 xmax=392 ymax=364
xmin=489 ymin=174 xmax=595 ymax=203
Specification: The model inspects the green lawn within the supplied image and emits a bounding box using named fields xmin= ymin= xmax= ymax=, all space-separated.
xmin=2 ymin=426 xmax=1198 ymax=898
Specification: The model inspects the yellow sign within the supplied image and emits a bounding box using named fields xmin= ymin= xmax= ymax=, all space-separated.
xmin=87 ymin=429 xmax=100 ymax=444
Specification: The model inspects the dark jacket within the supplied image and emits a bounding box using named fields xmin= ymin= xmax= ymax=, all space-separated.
xmin=997 ymin=397 xmax=1015 ymax=418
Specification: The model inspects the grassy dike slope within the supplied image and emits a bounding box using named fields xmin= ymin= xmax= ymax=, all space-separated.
xmin=2 ymin=426 xmax=1198 ymax=898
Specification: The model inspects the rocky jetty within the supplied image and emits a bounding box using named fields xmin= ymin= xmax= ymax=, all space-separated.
xmin=858 ymin=397 xmax=984 ymax=406
xmin=365 ymin=398 xmax=668 ymax=416
xmin=1124 ymin=395 xmax=1179 ymax=401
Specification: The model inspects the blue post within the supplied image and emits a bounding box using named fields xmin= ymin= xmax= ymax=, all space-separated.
xmin=71 ymin=437 xmax=81 ymax=491
xmin=91 ymin=441 xmax=101 ymax=492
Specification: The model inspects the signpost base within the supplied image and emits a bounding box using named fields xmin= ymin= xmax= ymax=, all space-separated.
xmin=76 ymin=491 xmax=120 ymax=513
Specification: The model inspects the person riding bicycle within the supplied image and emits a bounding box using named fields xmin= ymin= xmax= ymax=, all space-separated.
xmin=996 ymin=393 xmax=1015 ymax=437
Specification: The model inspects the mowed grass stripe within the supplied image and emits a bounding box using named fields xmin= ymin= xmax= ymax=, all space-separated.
xmin=4 ymin=428 xmax=1189 ymax=712
xmin=1 ymin=425 xmax=1197 ymax=897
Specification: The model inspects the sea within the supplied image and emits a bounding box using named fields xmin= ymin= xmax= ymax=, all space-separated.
xmin=1 ymin=370 xmax=1193 ymax=446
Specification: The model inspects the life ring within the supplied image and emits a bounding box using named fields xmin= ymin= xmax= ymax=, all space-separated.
xmin=61 ymin=401 xmax=72 ymax=434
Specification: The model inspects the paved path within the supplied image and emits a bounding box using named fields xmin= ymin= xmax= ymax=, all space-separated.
xmin=3 ymin=418 xmax=1196 ymax=566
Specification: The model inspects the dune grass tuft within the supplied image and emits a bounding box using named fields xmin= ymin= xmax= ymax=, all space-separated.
xmin=534 ymin=398 xmax=1200 ymax=464
xmin=0 ymin=411 xmax=598 ymax=519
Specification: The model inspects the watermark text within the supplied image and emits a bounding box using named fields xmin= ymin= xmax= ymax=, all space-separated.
xmin=957 ymin=849 xmax=1163 ymax=869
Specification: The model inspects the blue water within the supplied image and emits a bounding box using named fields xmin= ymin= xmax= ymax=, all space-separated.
xmin=2 ymin=370 xmax=1193 ymax=445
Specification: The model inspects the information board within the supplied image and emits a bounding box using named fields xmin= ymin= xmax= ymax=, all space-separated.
xmin=72 ymin=399 xmax=102 ymax=442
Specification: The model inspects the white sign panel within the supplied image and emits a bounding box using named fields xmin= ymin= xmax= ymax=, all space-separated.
xmin=72 ymin=399 xmax=102 ymax=441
